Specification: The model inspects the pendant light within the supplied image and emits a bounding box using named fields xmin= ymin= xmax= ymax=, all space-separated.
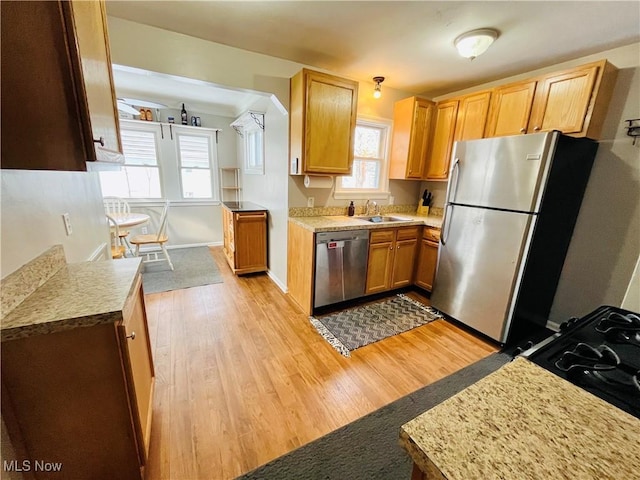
xmin=372 ymin=76 xmax=385 ymax=99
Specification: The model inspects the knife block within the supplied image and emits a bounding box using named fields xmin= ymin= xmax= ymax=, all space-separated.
xmin=416 ymin=205 xmax=430 ymax=216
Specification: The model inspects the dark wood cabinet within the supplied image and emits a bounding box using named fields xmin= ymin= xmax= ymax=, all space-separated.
xmin=1 ymin=0 xmax=122 ymax=171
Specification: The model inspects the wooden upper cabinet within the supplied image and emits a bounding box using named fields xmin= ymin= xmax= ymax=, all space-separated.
xmin=289 ymin=69 xmax=358 ymax=175
xmin=424 ymin=100 xmax=459 ymax=180
xmin=70 ymin=0 xmax=123 ymax=159
xmin=0 ymin=0 xmax=122 ymax=171
xmin=485 ymin=60 xmax=617 ymax=140
xmin=528 ymin=60 xmax=617 ymax=138
xmin=485 ymin=80 xmax=538 ymax=137
xmin=454 ymin=90 xmax=492 ymax=141
xmin=389 ymin=96 xmax=435 ymax=179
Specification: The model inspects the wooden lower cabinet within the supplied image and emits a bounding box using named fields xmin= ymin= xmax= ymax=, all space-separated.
xmin=414 ymin=227 xmax=441 ymax=292
xmin=1 ymin=274 xmax=154 ymax=479
xmin=365 ymin=227 xmax=419 ymax=295
xmin=222 ymin=205 xmax=268 ymax=275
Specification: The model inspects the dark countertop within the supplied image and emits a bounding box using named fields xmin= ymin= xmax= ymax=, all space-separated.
xmin=222 ymin=201 xmax=268 ymax=212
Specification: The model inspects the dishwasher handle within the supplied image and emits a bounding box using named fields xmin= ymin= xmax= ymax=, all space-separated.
xmin=316 ymin=230 xmax=369 ymax=244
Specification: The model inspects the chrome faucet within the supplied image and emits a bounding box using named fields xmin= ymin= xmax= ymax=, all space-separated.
xmin=365 ymin=199 xmax=379 ymax=216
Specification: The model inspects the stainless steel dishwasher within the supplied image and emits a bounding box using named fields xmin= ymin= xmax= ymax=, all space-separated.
xmin=314 ymin=230 xmax=369 ymax=308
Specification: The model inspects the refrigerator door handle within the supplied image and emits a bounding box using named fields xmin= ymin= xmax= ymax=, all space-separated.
xmin=441 ymin=204 xmax=453 ymax=246
xmin=445 ymin=157 xmax=461 ymax=205
xmin=441 ymin=157 xmax=460 ymax=247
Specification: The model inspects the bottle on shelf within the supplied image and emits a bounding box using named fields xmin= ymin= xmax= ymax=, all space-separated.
xmin=181 ymin=103 xmax=188 ymax=125
xmin=348 ymin=201 xmax=355 ymax=216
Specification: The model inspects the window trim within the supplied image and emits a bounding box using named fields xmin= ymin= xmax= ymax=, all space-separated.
xmin=174 ymin=129 xmax=217 ymax=200
xmin=334 ymin=115 xmax=392 ymax=200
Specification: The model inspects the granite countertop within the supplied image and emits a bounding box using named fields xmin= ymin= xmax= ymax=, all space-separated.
xmin=222 ymin=201 xmax=267 ymax=212
xmin=289 ymin=213 xmax=443 ymax=233
xmin=1 ymin=258 xmax=143 ymax=342
xmin=400 ymin=357 xmax=640 ymax=480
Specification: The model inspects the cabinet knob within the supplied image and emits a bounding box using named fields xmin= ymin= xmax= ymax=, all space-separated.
xmin=93 ymin=136 xmax=105 ymax=147
xmin=520 ymin=128 xmax=526 ymax=133
xmin=397 ymin=245 xmax=400 ymax=249
xmin=533 ymin=126 xmax=540 ymax=131
xmin=389 ymin=246 xmax=393 ymax=250
xmin=126 ymin=331 xmax=136 ymax=340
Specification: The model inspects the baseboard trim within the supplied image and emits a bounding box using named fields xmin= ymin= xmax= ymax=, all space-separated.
xmin=88 ymin=242 xmax=109 ymax=261
xmin=267 ymin=270 xmax=287 ymax=293
xmin=136 ymin=242 xmax=222 ymax=254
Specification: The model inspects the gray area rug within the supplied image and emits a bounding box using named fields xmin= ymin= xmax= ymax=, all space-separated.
xmin=310 ymin=294 xmax=442 ymax=357
xmin=236 ymin=352 xmax=512 ymax=480
xmin=141 ymin=246 xmax=223 ymax=294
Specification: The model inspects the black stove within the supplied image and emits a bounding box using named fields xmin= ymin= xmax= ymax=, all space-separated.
xmin=525 ymin=305 xmax=640 ymax=419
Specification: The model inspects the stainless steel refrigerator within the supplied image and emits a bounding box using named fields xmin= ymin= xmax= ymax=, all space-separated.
xmin=431 ymin=131 xmax=598 ymax=344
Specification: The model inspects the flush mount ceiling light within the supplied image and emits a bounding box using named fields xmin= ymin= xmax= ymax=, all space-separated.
xmin=454 ymin=28 xmax=499 ymax=59
xmin=372 ymin=76 xmax=385 ymax=99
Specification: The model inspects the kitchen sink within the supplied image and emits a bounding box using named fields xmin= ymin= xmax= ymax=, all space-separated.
xmin=357 ymin=215 xmax=412 ymax=223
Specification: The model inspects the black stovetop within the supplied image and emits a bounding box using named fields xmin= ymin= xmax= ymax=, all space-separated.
xmin=526 ymin=305 xmax=640 ymax=419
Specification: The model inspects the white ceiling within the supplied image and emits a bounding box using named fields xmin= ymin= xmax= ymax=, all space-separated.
xmin=107 ymin=1 xmax=640 ymax=110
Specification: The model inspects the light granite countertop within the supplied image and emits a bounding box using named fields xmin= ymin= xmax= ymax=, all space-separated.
xmin=288 ymin=213 xmax=443 ymax=233
xmin=400 ymin=357 xmax=640 ymax=480
xmin=1 ymin=258 xmax=143 ymax=342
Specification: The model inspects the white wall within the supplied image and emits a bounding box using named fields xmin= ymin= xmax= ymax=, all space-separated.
xmin=1 ymin=170 xmax=109 ymax=278
xmin=423 ymin=43 xmax=640 ymax=321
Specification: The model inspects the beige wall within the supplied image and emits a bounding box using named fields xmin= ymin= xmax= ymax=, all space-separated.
xmin=423 ymin=42 xmax=640 ymax=322
xmin=1 ymin=170 xmax=109 ymax=278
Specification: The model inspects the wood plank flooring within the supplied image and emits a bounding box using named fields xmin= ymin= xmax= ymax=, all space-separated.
xmin=143 ymin=247 xmax=497 ymax=479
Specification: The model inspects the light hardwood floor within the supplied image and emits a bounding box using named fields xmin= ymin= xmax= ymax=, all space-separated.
xmin=143 ymin=247 xmax=497 ymax=479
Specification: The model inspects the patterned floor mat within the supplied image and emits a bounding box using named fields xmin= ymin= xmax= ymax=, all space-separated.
xmin=309 ymin=294 xmax=442 ymax=357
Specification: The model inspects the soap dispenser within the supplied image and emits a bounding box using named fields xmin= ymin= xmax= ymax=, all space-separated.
xmin=348 ymin=201 xmax=355 ymax=216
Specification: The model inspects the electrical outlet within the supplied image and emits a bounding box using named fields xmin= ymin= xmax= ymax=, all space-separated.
xmin=307 ymin=197 xmax=315 ymax=208
xmin=389 ymin=196 xmax=395 ymax=205
xmin=62 ymin=213 xmax=72 ymax=236
xmin=141 ymin=226 xmax=148 ymax=234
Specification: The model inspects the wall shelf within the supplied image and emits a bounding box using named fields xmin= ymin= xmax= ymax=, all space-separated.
xmin=220 ymin=167 xmax=241 ymax=202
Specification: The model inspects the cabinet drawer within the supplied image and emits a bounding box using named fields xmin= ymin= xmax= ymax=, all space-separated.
xmin=370 ymin=229 xmax=395 ymax=244
xmin=423 ymin=227 xmax=441 ymax=242
xmin=396 ymin=227 xmax=419 ymax=241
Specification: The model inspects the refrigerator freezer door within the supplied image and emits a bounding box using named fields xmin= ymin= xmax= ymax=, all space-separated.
xmin=432 ymin=205 xmax=534 ymax=342
xmin=449 ymin=132 xmax=557 ymax=213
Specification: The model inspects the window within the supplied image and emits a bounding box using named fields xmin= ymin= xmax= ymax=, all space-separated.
xmin=334 ymin=117 xmax=390 ymax=199
xmin=99 ymin=128 xmax=162 ymax=198
xmin=176 ymin=133 xmax=214 ymax=198
xmin=232 ymin=111 xmax=265 ymax=175
xmin=99 ymin=120 xmax=219 ymax=203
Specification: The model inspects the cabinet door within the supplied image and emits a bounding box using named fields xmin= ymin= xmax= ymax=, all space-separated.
xmin=365 ymin=241 xmax=394 ymax=294
xmin=303 ymin=70 xmax=358 ymax=174
xmin=70 ymin=0 xmax=122 ymax=158
xmin=485 ymin=80 xmax=537 ymax=137
xmin=406 ymin=99 xmax=434 ymax=178
xmin=234 ymin=211 xmax=267 ymax=272
xmin=0 ymin=1 xmax=88 ymax=171
xmin=528 ymin=64 xmax=599 ymax=135
xmin=454 ymin=91 xmax=491 ymax=141
xmin=120 ymin=275 xmax=155 ymax=463
xmin=389 ymin=97 xmax=434 ymax=179
xmin=415 ymin=239 xmax=439 ymax=292
xmin=391 ymin=238 xmax=418 ymax=289
xmin=425 ymin=100 xmax=459 ymax=180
